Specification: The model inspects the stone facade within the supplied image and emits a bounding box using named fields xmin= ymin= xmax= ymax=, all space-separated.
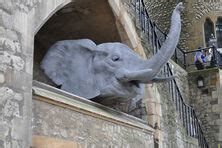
xmin=188 ymin=68 xmax=222 ymax=147
xmin=169 ymin=60 xmax=190 ymax=102
xmin=0 ymin=0 xmax=150 ymax=147
xmin=32 ymin=98 xmax=154 ymax=147
xmin=0 ymin=0 xmax=37 ymax=147
xmin=152 ymin=79 xmax=198 ymax=148
xmin=0 ymin=0 xmax=74 ymax=147
xmin=145 ymin=0 xmax=222 ymax=50
xmin=133 ymin=2 xmax=199 ymax=147
xmin=145 ymin=1 xmax=222 ymax=146
xmin=0 ymin=0 xmax=204 ymax=147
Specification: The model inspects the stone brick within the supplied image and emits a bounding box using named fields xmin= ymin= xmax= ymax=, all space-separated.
xmin=3 ymin=99 xmax=20 ymax=117
xmin=4 ymin=38 xmax=16 ymax=54
xmin=218 ymin=98 xmax=222 ymax=105
xmin=212 ymin=104 xmax=222 ymax=112
xmin=0 ymin=51 xmax=12 ymax=65
xmin=14 ymin=42 xmax=21 ymax=53
xmin=0 ymin=72 xmax=5 ymax=83
xmin=5 ymin=69 xmax=32 ymax=91
xmin=212 ymin=90 xmax=218 ymax=99
xmin=210 ymin=99 xmax=218 ymax=105
xmin=33 ymin=99 xmax=154 ymax=147
xmin=14 ymin=93 xmax=23 ymax=101
xmin=25 ymin=56 xmax=33 ymax=75
xmin=0 ymin=123 xmax=9 ymax=139
xmin=0 ymin=9 xmax=14 ymax=29
xmin=11 ymin=140 xmax=20 ymax=148
xmin=215 ymin=119 xmax=222 ymax=125
xmin=11 ymin=55 xmax=24 ymax=71
xmin=11 ymin=117 xmax=26 ymax=140
xmin=0 ymin=87 xmax=14 ymax=104
xmin=0 ymin=140 xmax=4 ymax=148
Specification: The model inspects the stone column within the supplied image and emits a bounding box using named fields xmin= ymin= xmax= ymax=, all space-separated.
xmin=0 ymin=1 xmax=36 ymax=147
xmin=144 ymin=84 xmax=162 ymax=148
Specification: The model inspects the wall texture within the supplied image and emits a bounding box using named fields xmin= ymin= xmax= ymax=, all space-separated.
xmin=32 ymin=98 xmax=154 ymax=147
xmin=0 ymin=0 xmax=74 ymax=147
xmin=0 ymin=0 xmax=39 ymax=147
xmin=153 ymin=75 xmax=198 ymax=148
xmin=145 ymin=0 xmax=222 ymax=51
xmin=0 ymin=0 xmax=206 ymax=147
xmin=0 ymin=0 xmax=150 ymax=147
xmin=134 ymin=1 xmax=199 ymax=147
xmin=188 ymin=68 xmax=222 ymax=147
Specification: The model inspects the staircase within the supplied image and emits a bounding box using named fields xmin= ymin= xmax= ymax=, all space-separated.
xmin=131 ymin=0 xmax=209 ymax=147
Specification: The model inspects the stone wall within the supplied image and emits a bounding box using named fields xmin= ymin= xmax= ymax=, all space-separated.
xmin=0 ymin=0 xmax=77 ymax=147
xmin=153 ymin=81 xmax=198 ymax=148
xmin=32 ymin=82 xmax=154 ymax=147
xmin=123 ymin=1 xmax=199 ymax=147
xmin=142 ymin=0 xmax=222 ymax=147
xmin=0 ymin=0 xmax=39 ymax=147
xmin=169 ymin=60 xmax=190 ymax=102
xmin=0 ymin=0 xmax=207 ymax=147
xmin=32 ymin=100 xmax=154 ymax=147
xmin=188 ymin=68 xmax=222 ymax=147
xmin=145 ymin=0 xmax=222 ymax=51
xmin=0 ymin=0 xmax=153 ymax=147
xmin=141 ymin=60 xmax=196 ymax=148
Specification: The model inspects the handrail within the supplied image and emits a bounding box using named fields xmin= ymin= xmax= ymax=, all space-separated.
xmin=185 ymin=46 xmax=213 ymax=53
xmin=182 ymin=46 xmax=218 ymax=70
xmin=132 ymin=0 xmax=209 ymax=147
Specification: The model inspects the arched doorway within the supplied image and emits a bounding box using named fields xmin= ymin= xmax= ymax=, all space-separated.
xmin=33 ymin=0 xmax=121 ymax=86
xmin=204 ymin=18 xmax=214 ymax=47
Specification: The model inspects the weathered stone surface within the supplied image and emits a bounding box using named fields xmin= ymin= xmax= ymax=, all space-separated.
xmin=14 ymin=93 xmax=23 ymax=101
xmin=11 ymin=118 xmax=26 ymax=140
xmin=0 ymin=87 xmax=14 ymax=104
xmin=4 ymin=39 xmax=15 ymax=53
xmin=3 ymin=99 xmax=20 ymax=117
xmin=11 ymin=55 xmax=24 ymax=71
xmin=0 ymin=123 xmax=9 ymax=139
xmin=0 ymin=51 xmax=11 ymax=65
xmin=32 ymin=99 xmax=154 ymax=147
xmin=145 ymin=0 xmax=222 ymax=51
xmin=0 ymin=72 xmax=5 ymax=83
xmin=188 ymin=69 xmax=222 ymax=147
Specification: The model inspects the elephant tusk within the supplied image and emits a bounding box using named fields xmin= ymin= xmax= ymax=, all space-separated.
xmin=116 ymin=69 xmax=154 ymax=83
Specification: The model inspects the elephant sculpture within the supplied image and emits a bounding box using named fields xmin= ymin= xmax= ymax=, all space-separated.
xmin=41 ymin=3 xmax=183 ymax=101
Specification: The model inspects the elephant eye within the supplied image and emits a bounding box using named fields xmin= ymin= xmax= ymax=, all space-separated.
xmin=112 ymin=55 xmax=120 ymax=62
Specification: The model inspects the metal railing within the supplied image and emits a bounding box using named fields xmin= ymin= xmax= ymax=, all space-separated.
xmin=132 ymin=0 xmax=209 ymax=147
xmin=176 ymin=46 xmax=220 ymax=71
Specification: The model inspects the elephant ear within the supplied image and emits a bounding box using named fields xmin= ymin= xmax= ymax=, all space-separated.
xmin=41 ymin=39 xmax=100 ymax=99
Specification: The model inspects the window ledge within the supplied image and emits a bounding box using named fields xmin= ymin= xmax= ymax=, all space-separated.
xmin=32 ymin=80 xmax=154 ymax=134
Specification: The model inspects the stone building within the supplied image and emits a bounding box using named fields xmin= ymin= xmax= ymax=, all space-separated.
xmin=0 ymin=0 xmax=221 ymax=148
xmin=146 ymin=0 xmax=222 ymax=147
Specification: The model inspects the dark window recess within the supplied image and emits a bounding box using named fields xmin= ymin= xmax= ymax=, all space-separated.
xmin=216 ymin=17 xmax=222 ymax=48
xmin=204 ymin=18 xmax=214 ymax=47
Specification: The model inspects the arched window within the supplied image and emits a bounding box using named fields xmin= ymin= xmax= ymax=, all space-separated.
xmin=204 ymin=18 xmax=214 ymax=47
xmin=216 ymin=17 xmax=222 ymax=48
xmin=34 ymin=1 xmax=121 ymax=86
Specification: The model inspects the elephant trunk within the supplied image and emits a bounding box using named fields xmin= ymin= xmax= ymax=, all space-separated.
xmin=116 ymin=3 xmax=183 ymax=84
xmin=142 ymin=3 xmax=182 ymax=77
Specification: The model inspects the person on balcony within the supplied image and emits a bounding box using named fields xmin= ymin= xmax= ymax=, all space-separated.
xmin=194 ymin=47 xmax=206 ymax=70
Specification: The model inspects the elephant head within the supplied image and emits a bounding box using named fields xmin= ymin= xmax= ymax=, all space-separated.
xmin=41 ymin=3 xmax=183 ymax=101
